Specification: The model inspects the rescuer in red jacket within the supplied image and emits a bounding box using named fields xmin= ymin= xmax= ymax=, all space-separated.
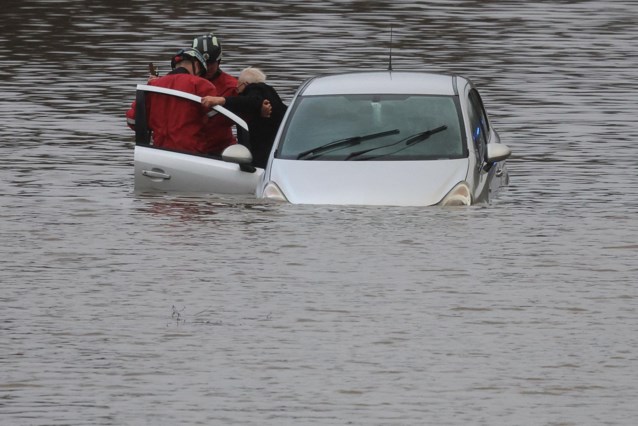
xmin=192 ymin=33 xmax=239 ymax=154
xmin=126 ymin=48 xmax=218 ymax=155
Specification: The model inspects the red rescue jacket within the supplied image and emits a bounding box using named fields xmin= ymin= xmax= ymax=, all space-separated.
xmin=126 ymin=68 xmax=217 ymax=155
xmin=203 ymin=69 xmax=239 ymax=154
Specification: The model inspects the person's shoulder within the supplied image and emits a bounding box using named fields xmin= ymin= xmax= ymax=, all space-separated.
xmin=193 ymin=76 xmax=217 ymax=95
xmin=216 ymin=71 xmax=238 ymax=91
xmin=258 ymin=82 xmax=278 ymax=91
xmin=248 ymin=82 xmax=282 ymax=99
xmin=244 ymin=82 xmax=269 ymax=94
xmin=185 ymin=74 xmax=213 ymax=86
xmin=149 ymin=72 xmax=174 ymax=86
xmin=196 ymin=75 xmax=215 ymax=85
xmin=152 ymin=70 xmax=193 ymax=85
xmin=218 ymin=70 xmax=238 ymax=83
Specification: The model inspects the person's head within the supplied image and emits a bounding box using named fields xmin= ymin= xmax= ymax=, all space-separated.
xmin=171 ymin=48 xmax=207 ymax=77
xmin=192 ymin=33 xmax=222 ymax=79
xmin=237 ymin=67 xmax=266 ymax=93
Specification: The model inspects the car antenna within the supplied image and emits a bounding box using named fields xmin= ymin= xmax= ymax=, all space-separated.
xmin=388 ymin=26 xmax=393 ymax=71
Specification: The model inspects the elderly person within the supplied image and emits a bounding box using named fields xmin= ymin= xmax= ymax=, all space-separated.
xmin=202 ymin=67 xmax=287 ymax=168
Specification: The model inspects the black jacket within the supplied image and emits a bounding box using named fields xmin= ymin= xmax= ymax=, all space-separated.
xmin=224 ymin=83 xmax=287 ymax=168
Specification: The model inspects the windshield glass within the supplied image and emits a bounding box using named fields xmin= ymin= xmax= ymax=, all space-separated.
xmin=277 ymin=94 xmax=466 ymax=161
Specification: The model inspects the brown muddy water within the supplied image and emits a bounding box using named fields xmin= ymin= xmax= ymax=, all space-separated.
xmin=1 ymin=1 xmax=637 ymax=425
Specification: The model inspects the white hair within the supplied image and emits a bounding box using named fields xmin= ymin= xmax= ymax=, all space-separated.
xmin=239 ymin=67 xmax=266 ymax=84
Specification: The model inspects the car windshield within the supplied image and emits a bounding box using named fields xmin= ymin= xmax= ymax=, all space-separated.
xmin=277 ymin=94 xmax=466 ymax=161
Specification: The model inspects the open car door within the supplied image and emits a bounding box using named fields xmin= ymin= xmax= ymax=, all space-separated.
xmin=133 ymin=85 xmax=264 ymax=194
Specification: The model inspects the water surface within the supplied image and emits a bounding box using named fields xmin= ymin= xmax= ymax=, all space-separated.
xmin=1 ymin=1 xmax=637 ymax=425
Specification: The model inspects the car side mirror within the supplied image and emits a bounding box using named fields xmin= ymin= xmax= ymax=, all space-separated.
xmin=222 ymin=144 xmax=257 ymax=173
xmin=222 ymin=144 xmax=253 ymax=165
xmin=486 ymin=143 xmax=512 ymax=163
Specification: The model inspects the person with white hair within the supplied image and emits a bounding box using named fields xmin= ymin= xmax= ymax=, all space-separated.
xmin=202 ymin=67 xmax=287 ymax=168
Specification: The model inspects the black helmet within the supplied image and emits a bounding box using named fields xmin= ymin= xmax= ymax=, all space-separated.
xmin=192 ymin=33 xmax=222 ymax=63
xmin=170 ymin=48 xmax=207 ymax=76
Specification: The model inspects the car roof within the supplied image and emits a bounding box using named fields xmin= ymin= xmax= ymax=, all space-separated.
xmin=299 ymin=71 xmax=463 ymax=96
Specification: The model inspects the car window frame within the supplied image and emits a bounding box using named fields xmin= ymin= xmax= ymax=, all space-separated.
xmin=467 ymin=88 xmax=491 ymax=166
xmin=275 ymin=93 xmax=469 ymax=161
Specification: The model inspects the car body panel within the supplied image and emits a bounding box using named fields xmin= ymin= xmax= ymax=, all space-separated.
xmin=267 ymin=158 xmax=469 ymax=206
xmin=134 ymin=145 xmax=263 ymax=194
xmin=301 ymin=71 xmax=458 ymax=96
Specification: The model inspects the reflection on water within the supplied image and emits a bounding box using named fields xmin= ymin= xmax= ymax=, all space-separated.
xmin=1 ymin=1 xmax=638 ymax=424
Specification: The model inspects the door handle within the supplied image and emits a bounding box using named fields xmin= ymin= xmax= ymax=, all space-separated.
xmin=142 ymin=169 xmax=171 ymax=180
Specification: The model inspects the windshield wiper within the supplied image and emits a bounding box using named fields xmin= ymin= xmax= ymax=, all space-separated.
xmin=296 ymin=129 xmax=400 ymax=160
xmin=346 ymin=125 xmax=448 ymax=161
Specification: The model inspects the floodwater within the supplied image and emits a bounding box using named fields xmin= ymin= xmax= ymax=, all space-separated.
xmin=1 ymin=1 xmax=637 ymax=424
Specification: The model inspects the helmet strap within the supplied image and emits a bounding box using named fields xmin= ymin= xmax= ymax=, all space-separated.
xmin=191 ymin=59 xmax=202 ymax=76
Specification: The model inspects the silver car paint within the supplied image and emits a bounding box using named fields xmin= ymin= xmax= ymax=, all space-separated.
xmin=258 ymin=71 xmax=510 ymax=205
xmin=134 ymin=146 xmax=263 ymax=194
xmin=267 ymin=158 xmax=470 ymax=206
xmin=301 ymin=71 xmax=458 ymax=96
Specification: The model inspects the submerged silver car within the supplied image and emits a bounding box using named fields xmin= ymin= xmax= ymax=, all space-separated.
xmin=133 ymin=71 xmax=511 ymax=206
xmin=257 ymin=71 xmax=511 ymax=206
